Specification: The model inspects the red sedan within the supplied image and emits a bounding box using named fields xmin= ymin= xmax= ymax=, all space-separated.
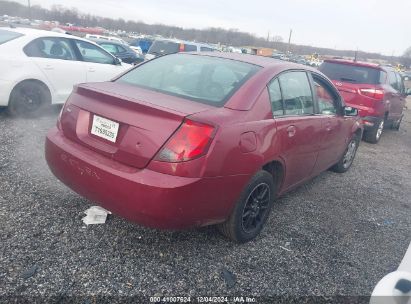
xmin=46 ymin=53 xmax=363 ymax=242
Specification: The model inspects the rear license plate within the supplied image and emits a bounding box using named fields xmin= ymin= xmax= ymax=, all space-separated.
xmin=91 ymin=115 xmax=119 ymax=143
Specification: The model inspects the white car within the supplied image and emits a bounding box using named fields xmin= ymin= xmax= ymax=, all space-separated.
xmin=0 ymin=27 xmax=132 ymax=115
xmin=370 ymin=242 xmax=411 ymax=304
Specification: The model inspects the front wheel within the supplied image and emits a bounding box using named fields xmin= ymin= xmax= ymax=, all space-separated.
xmin=331 ymin=134 xmax=360 ymax=173
xmin=217 ymin=171 xmax=275 ymax=243
xmin=391 ymin=115 xmax=403 ymax=131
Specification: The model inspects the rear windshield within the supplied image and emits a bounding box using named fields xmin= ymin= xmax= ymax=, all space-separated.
xmin=148 ymin=41 xmax=180 ymax=56
xmin=0 ymin=29 xmax=23 ymax=45
xmin=319 ymin=62 xmax=382 ymax=84
xmin=117 ymin=54 xmax=261 ymax=106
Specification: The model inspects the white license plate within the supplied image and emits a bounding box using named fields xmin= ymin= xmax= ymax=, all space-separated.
xmin=91 ymin=115 xmax=119 ymax=143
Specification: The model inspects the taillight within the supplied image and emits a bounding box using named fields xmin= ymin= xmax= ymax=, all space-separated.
xmin=179 ymin=43 xmax=185 ymax=52
xmin=155 ymin=119 xmax=215 ymax=162
xmin=56 ymin=104 xmax=65 ymax=130
xmin=359 ymin=88 xmax=384 ymax=100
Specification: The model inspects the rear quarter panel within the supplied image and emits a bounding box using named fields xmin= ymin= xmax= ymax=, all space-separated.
xmin=0 ymin=48 xmax=55 ymax=105
xmin=194 ymin=88 xmax=282 ymax=178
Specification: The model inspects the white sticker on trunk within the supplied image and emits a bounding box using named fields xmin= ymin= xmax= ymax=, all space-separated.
xmin=91 ymin=115 xmax=119 ymax=143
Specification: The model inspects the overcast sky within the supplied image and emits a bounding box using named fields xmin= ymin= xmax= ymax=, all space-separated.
xmin=16 ymin=0 xmax=411 ymax=55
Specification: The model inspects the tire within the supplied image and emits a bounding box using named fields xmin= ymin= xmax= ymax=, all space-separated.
xmin=7 ymin=81 xmax=50 ymax=117
xmin=391 ymin=115 xmax=403 ymax=131
xmin=331 ymin=134 xmax=360 ymax=173
xmin=217 ymin=170 xmax=275 ymax=243
xmin=363 ymin=118 xmax=384 ymax=144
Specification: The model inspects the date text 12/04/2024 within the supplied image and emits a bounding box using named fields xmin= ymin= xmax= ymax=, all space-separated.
xmin=149 ymin=296 xmax=257 ymax=303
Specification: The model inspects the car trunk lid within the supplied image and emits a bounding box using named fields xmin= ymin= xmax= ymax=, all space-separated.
xmin=60 ymin=82 xmax=213 ymax=168
xmin=331 ymin=80 xmax=384 ymax=107
xmin=332 ymin=81 xmax=361 ymax=104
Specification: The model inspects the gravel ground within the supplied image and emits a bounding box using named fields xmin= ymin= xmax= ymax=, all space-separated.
xmin=0 ymin=101 xmax=410 ymax=303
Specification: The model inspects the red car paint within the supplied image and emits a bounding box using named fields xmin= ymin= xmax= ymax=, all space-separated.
xmin=46 ymin=53 xmax=362 ymax=229
xmin=319 ymin=59 xmax=406 ymax=129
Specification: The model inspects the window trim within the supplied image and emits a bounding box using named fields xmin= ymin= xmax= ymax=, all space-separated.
xmin=266 ymin=69 xmax=316 ymax=118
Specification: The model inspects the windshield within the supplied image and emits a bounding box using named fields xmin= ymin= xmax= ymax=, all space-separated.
xmin=0 ymin=29 xmax=23 ymax=45
xmin=148 ymin=40 xmax=180 ymax=56
xmin=117 ymin=54 xmax=261 ymax=106
xmin=319 ymin=61 xmax=382 ymax=84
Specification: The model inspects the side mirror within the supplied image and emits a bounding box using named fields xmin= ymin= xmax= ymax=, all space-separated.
xmin=344 ymin=106 xmax=358 ymax=116
xmin=406 ymin=88 xmax=411 ymax=96
xmin=114 ymin=57 xmax=122 ymax=65
xmin=404 ymin=76 xmax=409 ymax=81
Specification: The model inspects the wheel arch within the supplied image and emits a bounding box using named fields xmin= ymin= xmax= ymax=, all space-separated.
xmin=262 ymin=159 xmax=285 ymax=197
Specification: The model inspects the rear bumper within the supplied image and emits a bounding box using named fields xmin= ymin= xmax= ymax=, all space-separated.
xmin=45 ymin=127 xmax=249 ymax=229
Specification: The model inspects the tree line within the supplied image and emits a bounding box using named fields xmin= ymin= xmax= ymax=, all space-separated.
xmin=0 ymin=0 xmax=408 ymax=65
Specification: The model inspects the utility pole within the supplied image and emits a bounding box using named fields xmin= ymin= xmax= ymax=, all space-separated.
xmin=267 ymin=31 xmax=270 ymax=42
xmin=287 ymin=29 xmax=292 ymax=54
xmin=27 ymin=0 xmax=31 ymax=20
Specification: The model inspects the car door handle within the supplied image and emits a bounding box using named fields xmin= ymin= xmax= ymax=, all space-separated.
xmin=286 ymin=125 xmax=297 ymax=137
xmin=325 ymin=121 xmax=332 ymax=131
xmin=44 ymin=65 xmax=53 ymax=70
xmin=88 ymin=68 xmax=96 ymax=72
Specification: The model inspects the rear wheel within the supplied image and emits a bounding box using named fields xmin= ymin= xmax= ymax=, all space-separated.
xmin=217 ymin=171 xmax=275 ymax=243
xmin=391 ymin=115 xmax=403 ymax=131
xmin=363 ymin=118 xmax=384 ymax=144
xmin=7 ymin=81 xmax=50 ymax=117
xmin=331 ymin=134 xmax=360 ymax=173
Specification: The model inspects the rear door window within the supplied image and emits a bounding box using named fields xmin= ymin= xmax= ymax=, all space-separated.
xmin=278 ymin=71 xmax=314 ymax=115
xmin=24 ymin=37 xmax=76 ymax=60
xmin=319 ymin=62 xmax=382 ymax=84
xmin=0 ymin=29 xmax=23 ymax=44
xmin=267 ymin=78 xmax=284 ymax=116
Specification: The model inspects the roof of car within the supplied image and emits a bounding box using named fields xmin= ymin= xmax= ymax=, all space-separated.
xmin=153 ymin=38 xmax=215 ymax=48
xmin=191 ymin=52 xmax=318 ymax=70
xmin=89 ymin=38 xmax=128 ymax=46
xmin=0 ymin=26 xmax=90 ymax=42
xmin=323 ymin=58 xmax=383 ymax=70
